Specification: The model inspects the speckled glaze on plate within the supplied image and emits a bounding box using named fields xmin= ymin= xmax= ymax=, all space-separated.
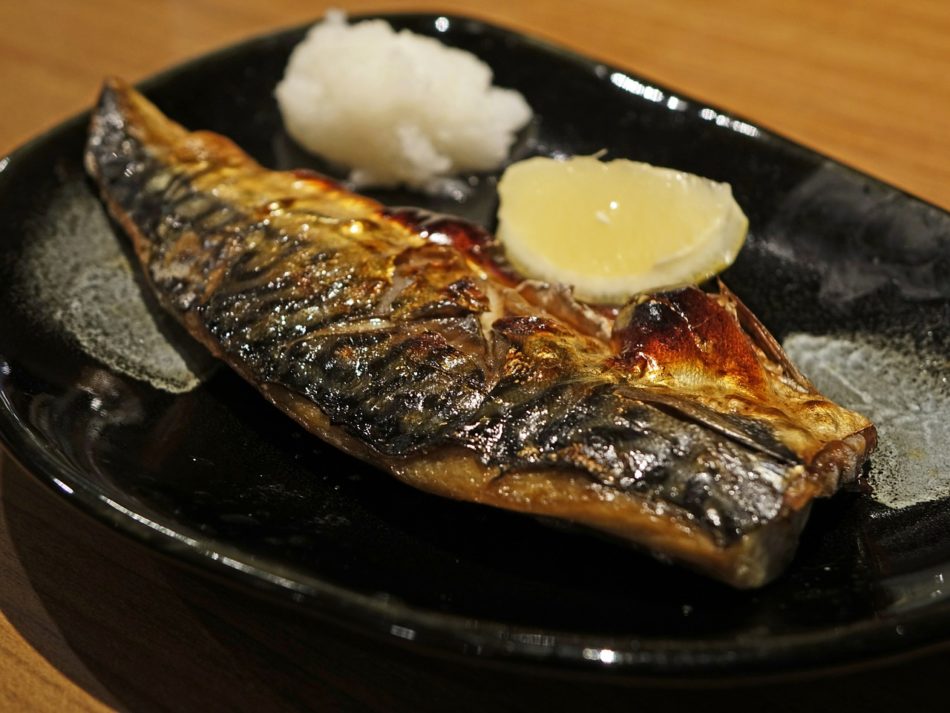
xmin=1 ymin=14 xmax=949 ymax=678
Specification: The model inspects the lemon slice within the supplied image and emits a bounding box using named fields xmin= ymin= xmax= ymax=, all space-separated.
xmin=496 ymin=156 xmax=748 ymax=303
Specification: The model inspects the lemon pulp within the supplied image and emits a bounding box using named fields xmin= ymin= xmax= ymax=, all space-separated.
xmin=496 ymin=156 xmax=748 ymax=304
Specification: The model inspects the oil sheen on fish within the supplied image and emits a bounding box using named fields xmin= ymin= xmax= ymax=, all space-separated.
xmin=85 ymin=79 xmax=876 ymax=588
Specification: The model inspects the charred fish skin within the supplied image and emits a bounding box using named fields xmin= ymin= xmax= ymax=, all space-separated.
xmin=85 ymin=82 xmax=789 ymax=540
xmin=85 ymin=79 xmax=876 ymax=588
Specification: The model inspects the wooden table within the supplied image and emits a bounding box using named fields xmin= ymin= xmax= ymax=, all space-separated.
xmin=2 ymin=1 xmax=949 ymax=709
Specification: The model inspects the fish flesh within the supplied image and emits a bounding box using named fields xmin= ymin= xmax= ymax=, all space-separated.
xmin=85 ymin=79 xmax=876 ymax=588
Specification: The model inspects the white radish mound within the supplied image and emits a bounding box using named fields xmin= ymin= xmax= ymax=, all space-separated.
xmin=275 ymin=12 xmax=533 ymax=192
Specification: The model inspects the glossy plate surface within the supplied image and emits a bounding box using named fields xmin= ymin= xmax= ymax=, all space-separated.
xmin=1 ymin=14 xmax=950 ymax=677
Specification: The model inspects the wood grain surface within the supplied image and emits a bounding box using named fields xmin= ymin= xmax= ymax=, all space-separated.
xmin=1 ymin=1 xmax=949 ymax=710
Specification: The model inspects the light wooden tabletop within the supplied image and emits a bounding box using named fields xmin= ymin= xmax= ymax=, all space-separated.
xmin=1 ymin=1 xmax=949 ymax=710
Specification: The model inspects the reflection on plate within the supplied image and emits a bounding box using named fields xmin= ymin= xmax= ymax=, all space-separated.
xmin=1 ymin=14 xmax=950 ymax=677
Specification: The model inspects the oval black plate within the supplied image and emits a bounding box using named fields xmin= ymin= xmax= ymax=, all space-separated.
xmin=2 ymin=14 xmax=950 ymax=678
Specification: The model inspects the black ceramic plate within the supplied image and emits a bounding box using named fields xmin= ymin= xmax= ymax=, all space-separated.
xmin=2 ymin=14 xmax=950 ymax=678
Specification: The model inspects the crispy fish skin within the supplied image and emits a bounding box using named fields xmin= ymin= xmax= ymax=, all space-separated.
xmin=85 ymin=79 xmax=876 ymax=588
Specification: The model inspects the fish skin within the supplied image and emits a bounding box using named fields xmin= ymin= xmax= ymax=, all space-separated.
xmin=85 ymin=78 xmax=876 ymax=587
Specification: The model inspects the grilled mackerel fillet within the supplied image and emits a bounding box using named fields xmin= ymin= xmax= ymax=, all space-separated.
xmin=85 ymin=79 xmax=876 ymax=588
